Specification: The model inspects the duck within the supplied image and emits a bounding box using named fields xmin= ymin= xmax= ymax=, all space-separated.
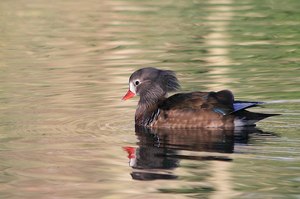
xmin=122 ymin=67 xmax=278 ymax=129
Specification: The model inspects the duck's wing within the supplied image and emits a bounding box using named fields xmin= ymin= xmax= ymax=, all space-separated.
xmin=152 ymin=90 xmax=235 ymax=128
xmin=232 ymin=101 xmax=263 ymax=113
xmin=160 ymin=90 xmax=234 ymax=115
xmin=154 ymin=90 xmax=278 ymax=128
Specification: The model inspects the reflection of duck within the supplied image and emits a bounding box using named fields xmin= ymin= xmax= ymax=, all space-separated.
xmin=123 ymin=126 xmax=273 ymax=181
xmin=135 ymin=126 xmax=235 ymax=153
xmin=122 ymin=67 xmax=278 ymax=128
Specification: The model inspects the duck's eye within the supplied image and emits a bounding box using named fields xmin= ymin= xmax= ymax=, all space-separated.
xmin=134 ymin=80 xmax=140 ymax=86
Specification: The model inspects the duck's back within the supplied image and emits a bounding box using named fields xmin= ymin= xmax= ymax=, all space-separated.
xmin=151 ymin=90 xmax=236 ymax=128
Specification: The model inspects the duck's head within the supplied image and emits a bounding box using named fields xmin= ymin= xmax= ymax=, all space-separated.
xmin=122 ymin=67 xmax=180 ymax=102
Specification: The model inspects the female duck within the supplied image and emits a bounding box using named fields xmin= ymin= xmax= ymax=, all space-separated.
xmin=123 ymin=67 xmax=276 ymax=128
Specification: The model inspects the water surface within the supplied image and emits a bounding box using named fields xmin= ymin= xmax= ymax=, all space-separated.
xmin=0 ymin=0 xmax=300 ymax=198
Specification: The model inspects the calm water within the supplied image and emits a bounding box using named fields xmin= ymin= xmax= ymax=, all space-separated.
xmin=1 ymin=0 xmax=300 ymax=198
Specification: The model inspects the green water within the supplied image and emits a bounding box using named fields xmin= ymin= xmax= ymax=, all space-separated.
xmin=0 ymin=0 xmax=299 ymax=198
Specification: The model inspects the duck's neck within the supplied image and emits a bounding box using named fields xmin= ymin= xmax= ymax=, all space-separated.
xmin=135 ymin=95 xmax=165 ymax=126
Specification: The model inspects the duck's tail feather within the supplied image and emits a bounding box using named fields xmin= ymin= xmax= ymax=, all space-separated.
xmin=234 ymin=110 xmax=280 ymax=127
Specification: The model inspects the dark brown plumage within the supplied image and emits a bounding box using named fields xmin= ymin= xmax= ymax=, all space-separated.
xmin=123 ymin=67 xmax=278 ymax=129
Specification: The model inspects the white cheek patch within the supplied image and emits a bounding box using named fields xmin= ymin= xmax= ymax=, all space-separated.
xmin=129 ymin=82 xmax=136 ymax=94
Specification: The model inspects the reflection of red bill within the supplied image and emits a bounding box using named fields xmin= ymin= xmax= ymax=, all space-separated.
xmin=122 ymin=90 xmax=135 ymax=100
xmin=123 ymin=146 xmax=136 ymax=159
